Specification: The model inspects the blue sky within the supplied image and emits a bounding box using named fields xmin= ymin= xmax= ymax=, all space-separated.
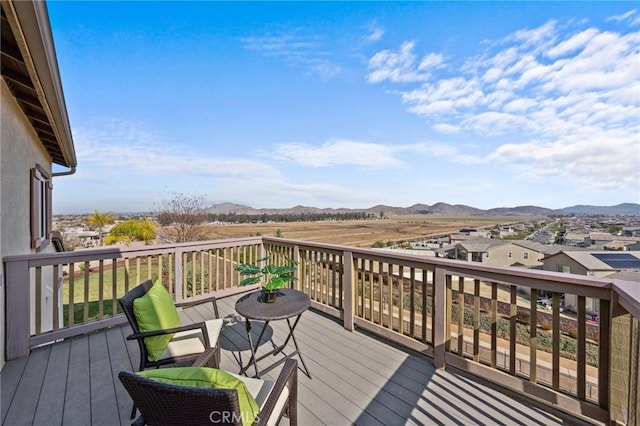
xmin=47 ymin=1 xmax=640 ymax=214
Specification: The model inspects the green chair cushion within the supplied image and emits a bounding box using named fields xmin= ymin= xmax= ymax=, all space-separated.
xmin=138 ymin=367 xmax=260 ymax=426
xmin=133 ymin=280 xmax=181 ymax=361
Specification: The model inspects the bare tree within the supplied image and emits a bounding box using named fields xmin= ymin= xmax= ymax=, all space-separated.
xmin=155 ymin=192 xmax=208 ymax=243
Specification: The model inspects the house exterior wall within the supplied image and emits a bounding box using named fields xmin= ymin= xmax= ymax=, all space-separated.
xmin=1 ymin=80 xmax=57 ymax=369
xmin=485 ymin=243 xmax=544 ymax=267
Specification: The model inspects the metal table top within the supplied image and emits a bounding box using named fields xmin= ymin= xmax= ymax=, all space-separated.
xmin=235 ymin=288 xmax=310 ymax=321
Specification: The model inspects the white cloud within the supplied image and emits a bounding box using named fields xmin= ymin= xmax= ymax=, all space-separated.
xmin=433 ymin=123 xmax=460 ymax=134
xmin=367 ymin=41 xmax=441 ymax=83
xmin=367 ymin=18 xmax=640 ymax=194
xmin=607 ymin=9 xmax=638 ymax=23
xmin=240 ymin=32 xmax=342 ymax=79
xmin=363 ymin=21 xmax=385 ymax=43
xmin=275 ymin=138 xmax=404 ymax=168
xmin=74 ymin=119 xmax=281 ymax=179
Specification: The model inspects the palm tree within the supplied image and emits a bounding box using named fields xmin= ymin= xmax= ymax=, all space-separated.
xmin=87 ymin=210 xmax=115 ymax=246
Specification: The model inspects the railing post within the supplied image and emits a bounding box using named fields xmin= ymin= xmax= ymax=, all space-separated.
xmin=5 ymin=259 xmax=30 ymax=360
xmin=343 ymin=250 xmax=355 ymax=331
xmin=609 ymin=293 xmax=639 ymax=425
xmin=433 ymin=266 xmax=447 ymax=369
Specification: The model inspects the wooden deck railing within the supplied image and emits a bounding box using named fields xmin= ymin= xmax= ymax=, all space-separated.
xmin=4 ymin=236 xmax=639 ymax=425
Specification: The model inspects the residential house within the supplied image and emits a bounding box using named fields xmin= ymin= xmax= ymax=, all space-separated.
xmin=452 ymin=237 xmax=557 ymax=268
xmin=1 ymin=0 xmax=76 ymax=369
xmin=542 ymin=250 xmax=640 ymax=313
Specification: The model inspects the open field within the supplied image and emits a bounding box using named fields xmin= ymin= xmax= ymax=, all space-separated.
xmin=200 ymin=215 xmax=522 ymax=247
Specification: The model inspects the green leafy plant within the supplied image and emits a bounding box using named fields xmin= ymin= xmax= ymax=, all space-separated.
xmin=235 ymin=256 xmax=298 ymax=291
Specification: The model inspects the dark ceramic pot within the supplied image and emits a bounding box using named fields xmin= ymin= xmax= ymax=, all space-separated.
xmin=263 ymin=289 xmax=277 ymax=303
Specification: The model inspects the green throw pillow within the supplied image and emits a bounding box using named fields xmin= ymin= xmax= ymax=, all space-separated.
xmin=133 ymin=280 xmax=181 ymax=361
xmin=138 ymin=367 xmax=260 ymax=426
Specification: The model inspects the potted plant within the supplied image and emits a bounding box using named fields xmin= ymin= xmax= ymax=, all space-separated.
xmin=235 ymin=256 xmax=298 ymax=303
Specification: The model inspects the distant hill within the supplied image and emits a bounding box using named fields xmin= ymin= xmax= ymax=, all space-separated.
xmin=204 ymin=202 xmax=640 ymax=217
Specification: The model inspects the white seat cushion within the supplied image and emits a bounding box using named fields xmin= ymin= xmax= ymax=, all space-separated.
xmin=154 ymin=318 xmax=224 ymax=361
xmin=229 ymin=373 xmax=290 ymax=426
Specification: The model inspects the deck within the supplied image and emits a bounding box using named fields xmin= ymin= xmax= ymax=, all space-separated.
xmin=1 ymin=293 xmax=583 ymax=426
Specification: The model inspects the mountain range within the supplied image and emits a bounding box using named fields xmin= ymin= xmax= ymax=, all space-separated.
xmin=205 ymin=202 xmax=640 ymax=217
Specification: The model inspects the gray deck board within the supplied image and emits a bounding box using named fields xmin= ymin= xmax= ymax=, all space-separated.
xmin=33 ymin=339 xmax=70 ymax=425
xmin=63 ymin=336 xmax=91 ymax=426
xmin=0 ymin=292 xmax=576 ymax=426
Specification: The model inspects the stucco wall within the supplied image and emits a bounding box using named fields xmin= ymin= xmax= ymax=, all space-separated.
xmin=1 ymin=80 xmax=54 ymax=369
xmin=487 ymin=243 xmax=544 ymax=267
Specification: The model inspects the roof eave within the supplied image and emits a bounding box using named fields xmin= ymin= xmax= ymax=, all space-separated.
xmin=5 ymin=0 xmax=76 ymax=168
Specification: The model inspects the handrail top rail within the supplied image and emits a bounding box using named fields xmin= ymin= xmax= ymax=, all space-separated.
xmin=2 ymin=236 xmax=262 ymax=263
xmin=4 ymin=235 xmax=638 ymax=316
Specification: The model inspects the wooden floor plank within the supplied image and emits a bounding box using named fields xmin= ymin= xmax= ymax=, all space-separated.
xmin=2 ymin=345 xmax=50 ymax=426
xmin=33 ymin=339 xmax=71 ymax=425
xmin=89 ymin=331 xmax=120 ymax=426
xmin=1 ymin=353 xmax=27 ymax=424
xmin=105 ymin=326 xmax=136 ymax=426
xmin=62 ymin=336 xmax=91 ymax=426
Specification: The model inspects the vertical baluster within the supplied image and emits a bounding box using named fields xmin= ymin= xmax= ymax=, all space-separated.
xmin=168 ymin=253 xmax=174 ymax=294
xmin=135 ymin=257 xmax=141 ymax=285
xmin=530 ymin=288 xmax=538 ymax=383
xmin=473 ymin=279 xmax=480 ymax=362
xmin=208 ymin=250 xmax=213 ymax=293
xmin=409 ymin=267 xmax=416 ymax=338
xmin=83 ymin=261 xmax=90 ymax=323
xmin=510 ymin=285 xmax=517 ymax=375
xmin=223 ymin=248 xmax=228 ymax=289
xmin=399 ymin=265 xmax=405 ymax=335
xmin=35 ymin=267 xmax=42 ymax=335
xmin=369 ymin=260 xmax=374 ymax=321
xmin=598 ymin=299 xmax=610 ymax=409
xmin=458 ymin=276 xmax=465 ymax=356
xmin=422 ymin=269 xmax=428 ymax=344
xmin=68 ymin=263 xmax=75 ymax=327
xmin=98 ymin=259 xmax=104 ymax=320
xmin=491 ymin=282 xmax=497 ymax=368
xmin=124 ymin=258 xmax=130 ymax=293
xmin=200 ymin=250 xmax=205 ymax=296
xmin=53 ymin=264 xmax=60 ymax=331
xmin=552 ymin=291 xmax=561 ymax=390
xmin=378 ymin=261 xmax=385 ymax=326
xmin=147 ymin=255 xmax=152 ymax=280
xmin=112 ymin=258 xmax=118 ymax=316
xmin=332 ymin=253 xmax=338 ymax=307
xmin=387 ymin=263 xmax=394 ymax=331
xmin=445 ymin=274 xmax=451 ymax=352
xmin=577 ymin=295 xmax=586 ymax=400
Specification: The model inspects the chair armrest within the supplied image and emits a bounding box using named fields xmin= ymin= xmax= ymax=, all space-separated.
xmin=192 ymin=348 xmax=218 ymax=367
xmin=175 ymin=295 xmax=220 ymax=319
xmin=255 ymin=359 xmax=297 ymax=426
xmin=126 ymin=322 xmax=207 ymax=341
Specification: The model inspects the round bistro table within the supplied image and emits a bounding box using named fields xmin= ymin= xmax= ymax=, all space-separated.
xmin=235 ymin=288 xmax=311 ymax=378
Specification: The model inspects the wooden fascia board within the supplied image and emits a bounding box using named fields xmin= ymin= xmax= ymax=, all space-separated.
xmin=7 ymin=0 xmax=76 ymax=167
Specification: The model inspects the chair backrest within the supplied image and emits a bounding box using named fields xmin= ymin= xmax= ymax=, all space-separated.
xmin=118 ymin=370 xmax=244 ymax=426
xmin=119 ymin=279 xmax=155 ymax=335
xmin=119 ymin=279 xmax=155 ymax=365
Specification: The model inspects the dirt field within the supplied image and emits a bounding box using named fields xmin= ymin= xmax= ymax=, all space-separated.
xmin=201 ymin=215 xmax=519 ymax=247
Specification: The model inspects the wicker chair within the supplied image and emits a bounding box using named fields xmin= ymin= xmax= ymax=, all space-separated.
xmin=119 ymin=349 xmax=298 ymax=426
xmin=120 ymin=279 xmax=224 ymax=370
xmin=120 ymin=279 xmax=224 ymax=416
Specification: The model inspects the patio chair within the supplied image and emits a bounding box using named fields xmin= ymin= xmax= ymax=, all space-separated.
xmin=118 ymin=348 xmax=298 ymax=426
xmin=119 ymin=279 xmax=224 ymax=417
